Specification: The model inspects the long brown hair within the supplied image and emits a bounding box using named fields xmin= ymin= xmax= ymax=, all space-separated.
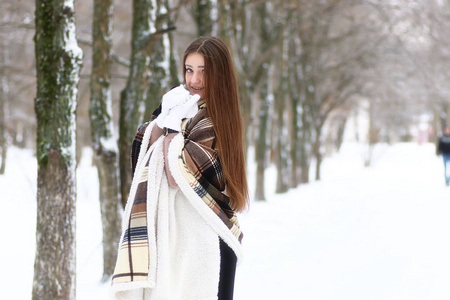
xmin=183 ymin=36 xmax=248 ymax=212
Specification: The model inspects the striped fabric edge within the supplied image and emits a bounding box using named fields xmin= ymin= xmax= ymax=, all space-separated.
xmin=111 ymin=121 xmax=160 ymax=293
xmin=167 ymin=133 xmax=243 ymax=262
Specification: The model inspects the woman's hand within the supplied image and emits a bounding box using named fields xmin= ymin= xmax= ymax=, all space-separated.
xmin=162 ymin=94 xmax=200 ymax=132
xmin=155 ymin=85 xmax=190 ymax=129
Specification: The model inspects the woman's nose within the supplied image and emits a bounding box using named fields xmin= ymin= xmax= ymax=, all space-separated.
xmin=192 ymin=72 xmax=201 ymax=83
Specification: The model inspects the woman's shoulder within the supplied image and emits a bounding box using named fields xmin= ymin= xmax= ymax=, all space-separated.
xmin=138 ymin=121 xmax=151 ymax=133
xmin=134 ymin=121 xmax=151 ymax=143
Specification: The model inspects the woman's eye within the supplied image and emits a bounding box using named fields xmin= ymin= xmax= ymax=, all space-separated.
xmin=186 ymin=68 xmax=193 ymax=73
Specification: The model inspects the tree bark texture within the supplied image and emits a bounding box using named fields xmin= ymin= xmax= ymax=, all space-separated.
xmin=0 ymin=40 xmax=7 ymax=174
xmin=94 ymin=152 xmax=122 ymax=279
xmin=275 ymin=32 xmax=289 ymax=194
xmin=216 ymin=0 xmax=234 ymax=45
xmin=228 ymin=1 xmax=253 ymax=156
xmin=254 ymin=3 xmax=272 ymax=202
xmin=144 ymin=1 xmax=177 ymax=122
xmin=299 ymin=105 xmax=312 ymax=184
xmin=313 ymin=124 xmax=324 ymax=181
xmin=365 ymin=100 xmax=378 ymax=167
xmin=255 ymin=91 xmax=269 ymax=201
xmin=298 ymin=27 xmax=316 ymax=184
xmin=90 ymin=0 xmax=122 ymax=279
xmin=0 ymin=98 xmax=6 ymax=174
xmin=191 ymin=0 xmax=216 ymax=36
xmin=167 ymin=26 xmax=180 ymax=88
xmin=335 ymin=116 xmax=347 ymax=152
xmin=286 ymin=16 xmax=302 ymax=188
xmin=275 ymin=94 xmax=289 ymax=194
xmin=33 ymin=0 xmax=82 ymax=298
xmin=119 ymin=0 xmax=156 ymax=207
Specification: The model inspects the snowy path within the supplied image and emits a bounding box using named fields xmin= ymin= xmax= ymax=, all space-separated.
xmin=236 ymin=143 xmax=450 ymax=300
xmin=2 ymin=142 xmax=450 ymax=299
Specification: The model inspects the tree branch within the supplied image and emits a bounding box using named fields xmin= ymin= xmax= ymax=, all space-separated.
xmin=138 ymin=26 xmax=177 ymax=54
xmin=0 ymin=22 xmax=34 ymax=30
xmin=77 ymin=38 xmax=130 ymax=67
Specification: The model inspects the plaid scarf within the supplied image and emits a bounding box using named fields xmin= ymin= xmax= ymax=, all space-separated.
xmin=111 ymin=103 xmax=243 ymax=294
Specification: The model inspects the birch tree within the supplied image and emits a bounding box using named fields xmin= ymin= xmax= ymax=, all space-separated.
xmin=33 ymin=0 xmax=82 ymax=298
xmin=90 ymin=0 xmax=122 ymax=279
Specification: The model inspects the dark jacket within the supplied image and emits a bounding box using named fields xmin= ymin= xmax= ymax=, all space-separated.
xmin=437 ymin=135 xmax=450 ymax=155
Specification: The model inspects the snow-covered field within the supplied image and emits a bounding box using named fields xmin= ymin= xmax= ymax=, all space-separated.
xmin=2 ymin=142 xmax=450 ymax=299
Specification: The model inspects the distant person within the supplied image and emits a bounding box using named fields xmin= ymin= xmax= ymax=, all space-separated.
xmin=437 ymin=126 xmax=450 ymax=185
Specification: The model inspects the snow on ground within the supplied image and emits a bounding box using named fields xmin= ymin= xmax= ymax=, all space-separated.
xmin=1 ymin=142 xmax=450 ymax=299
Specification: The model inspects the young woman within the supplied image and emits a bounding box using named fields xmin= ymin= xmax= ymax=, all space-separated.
xmin=111 ymin=36 xmax=249 ymax=300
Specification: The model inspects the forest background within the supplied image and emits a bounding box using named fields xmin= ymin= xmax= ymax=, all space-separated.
xmin=1 ymin=0 xmax=450 ymax=298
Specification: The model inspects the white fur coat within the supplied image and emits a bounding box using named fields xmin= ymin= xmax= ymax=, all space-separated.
xmin=111 ymin=121 xmax=242 ymax=299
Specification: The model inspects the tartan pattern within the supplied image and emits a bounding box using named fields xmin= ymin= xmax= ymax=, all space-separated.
xmin=134 ymin=103 xmax=243 ymax=241
xmin=112 ymin=164 xmax=150 ymax=284
xmin=112 ymin=102 xmax=243 ymax=287
xmin=181 ymin=108 xmax=243 ymax=242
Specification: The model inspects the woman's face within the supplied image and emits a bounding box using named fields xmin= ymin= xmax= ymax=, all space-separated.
xmin=185 ymin=52 xmax=205 ymax=99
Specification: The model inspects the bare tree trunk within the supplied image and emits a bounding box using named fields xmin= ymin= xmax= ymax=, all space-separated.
xmin=299 ymin=128 xmax=311 ymax=183
xmin=288 ymin=94 xmax=300 ymax=187
xmin=335 ymin=116 xmax=347 ymax=151
xmin=228 ymin=0 xmax=253 ymax=156
xmin=144 ymin=0 xmax=177 ymax=121
xmin=167 ymin=23 xmax=180 ymax=88
xmin=287 ymin=16 xmax=302 ymax=189
xmin=0 ymin=38 xmax=8 ymax=175
xmin=191 ymin=0 xmax=217 ymax=36
xmin=119 ymin=0 xmax=181 ymax=207
xmin=90 ymin=0 xmax=122 ymax=279
xmin=254 ymin=2 xmax=273 ymax=201
xmin=119 ymin=0 xmax=155 ymax=207
xmin=275 ymin=30 xmax=289 ymax=194
xmin=365 ymin=100 xmax=378 ymax=167
xmin=313 ymin=124 xmax=324 ymax=181
xmin=33 ymin=0 xmax=82 ymax=298
xmin=275 ymin=99 xmax=289 ymax=193
xmin=216 ymin=0 xmax=235 ymax=45
xmin=299 ymin=93 xmax=313 ymax=184
xmin=315 ymin=151 xmax=322 ymax=180
xmin=298 ymin=52 xmax=315 ymax=184
xmin=94 ymin=153 xmax=122 ymax=278
xmin=255 ymin=89 xmax=270 ymax=201
xmin=0 ymin=99 xmax=5 ymax=175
